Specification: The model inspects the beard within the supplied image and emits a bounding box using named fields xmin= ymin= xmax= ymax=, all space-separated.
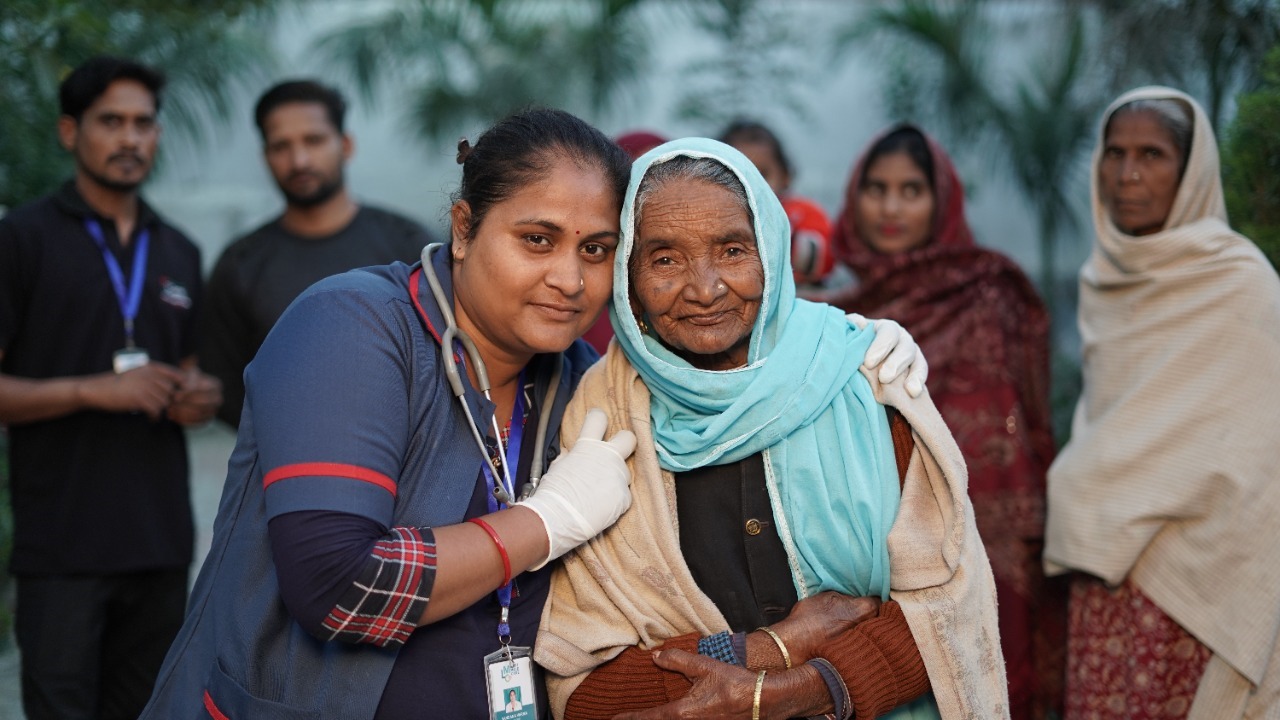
xmin=80 ymin=155 xmax=150 ymax=193
xmin=279 ymin=170 xmax=344 ymax=209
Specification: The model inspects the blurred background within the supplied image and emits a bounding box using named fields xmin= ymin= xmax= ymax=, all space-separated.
xmin=1 ymin=1 xmax=1278 ymax=710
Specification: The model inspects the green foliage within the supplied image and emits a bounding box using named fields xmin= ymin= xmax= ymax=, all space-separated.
xmin=1085 ymin=0 xmax=1280 ymax=131
xmin=842 ymin=1 xmax=1100 ymax=306
xmin=312 ymin=0 xmax=652 ymax=144
xmin=670 ymin=0 xmax=812 ymax=128
xmin=0 ymin=0 xmax=280 ymax=209
xmin=1224 ymin=45 xmax=1280 ymax=268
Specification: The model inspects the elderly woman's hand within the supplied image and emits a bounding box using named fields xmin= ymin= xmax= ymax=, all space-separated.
xmin=613 ymin=649 xmax=829 ymax=719
xmin=847 ymin=313 xmax=928 ymax=397
xmin=766 ymin=591 xmax=882 ymax=666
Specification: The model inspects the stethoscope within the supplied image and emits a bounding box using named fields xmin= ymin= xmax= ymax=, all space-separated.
xmin=419 ymin=243 xmax=561 ymax=504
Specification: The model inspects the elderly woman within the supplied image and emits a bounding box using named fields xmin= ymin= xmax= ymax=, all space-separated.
xmin=1044 ymin=87 xmax=1280 ymax=719
xmin=536 ymin=138 xmax=1008 ymax=719
xmin=822 ymin=124 xmax=1064 ymax=719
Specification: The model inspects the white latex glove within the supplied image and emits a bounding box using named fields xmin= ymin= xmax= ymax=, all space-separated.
xmin=847 ymin=313 xmax=929 ymax=398
xmin=519 ymin=408 xmax=636 ymax=569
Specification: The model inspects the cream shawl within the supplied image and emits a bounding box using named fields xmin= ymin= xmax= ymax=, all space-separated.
xmin=535 ymin=344 xmax=1008 ymax=719
xmin=1044 ymin=86 xmax=1280 ymax=718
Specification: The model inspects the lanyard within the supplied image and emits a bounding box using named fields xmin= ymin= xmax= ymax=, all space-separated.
xmin=483 ymin=374 xmax=527 ymax=642
xmin=84 ymin=219 xmax=150 ymax=348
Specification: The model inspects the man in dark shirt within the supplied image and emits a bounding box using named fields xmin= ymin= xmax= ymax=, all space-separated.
xmin=0 ymin=56 xmax=222 ymax=720
xmin=202 ymin=80 xmax=432 ymax=427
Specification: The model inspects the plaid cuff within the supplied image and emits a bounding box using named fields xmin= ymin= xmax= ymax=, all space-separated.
xmin=808 ymin=658 xmax=851 ymax=720
xmin=697 ymin=631 xmax=741 ymax=665
xmin=321 ymin=526 xmax=436 ymax=647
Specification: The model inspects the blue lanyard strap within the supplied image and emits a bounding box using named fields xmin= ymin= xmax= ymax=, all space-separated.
xmin=482 ymin=373 xmax=527 ymax=640
xmin=84 ymin=219 xmax=150 ymax=347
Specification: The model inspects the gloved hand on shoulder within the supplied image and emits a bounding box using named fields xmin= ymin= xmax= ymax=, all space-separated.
xmin=519 ymin=408 xmax=636 ymax=568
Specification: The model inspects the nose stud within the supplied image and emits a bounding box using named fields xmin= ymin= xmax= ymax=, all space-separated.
xmin=1130 ymin=171 xmax=1140 ymax=181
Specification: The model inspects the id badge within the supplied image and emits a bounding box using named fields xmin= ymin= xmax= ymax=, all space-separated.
xmin=484 ymin=646 xmax=540 ymax=720
xmin=112 ymin=348 xmax=150 ymax=374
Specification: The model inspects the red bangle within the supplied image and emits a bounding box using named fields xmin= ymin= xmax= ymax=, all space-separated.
xmin=468 ymin=517 xmax=511 ymax=586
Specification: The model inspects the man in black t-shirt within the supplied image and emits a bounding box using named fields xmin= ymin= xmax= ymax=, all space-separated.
xmin=202 ymin=80 xmax=432 ymax=427
xmin=0 ymin=56 xmax=222 ymax=720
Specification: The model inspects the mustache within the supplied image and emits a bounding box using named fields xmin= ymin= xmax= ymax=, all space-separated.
xmin=285 ymin=170 xmax=323 ymax=184
xmin=108 ymin=152 xmax=145 ymax=164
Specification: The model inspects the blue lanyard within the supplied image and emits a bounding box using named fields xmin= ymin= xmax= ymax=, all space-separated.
xmin=84 ymin=219 xmax=150 ymax=348
xmin=482 ymin=374 xmax=526 ymax=640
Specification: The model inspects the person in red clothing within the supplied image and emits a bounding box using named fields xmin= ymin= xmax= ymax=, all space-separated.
xmin=719 ymin=120 xmax=835 ymax=288
xmin=614 ymin=130 xmax=668 ymax=160
xmin=819 ymin=124 xmax=1066 ymax=719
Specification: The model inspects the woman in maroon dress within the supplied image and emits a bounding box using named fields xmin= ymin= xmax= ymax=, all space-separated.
xmin=819 ymin=124 xmax=1065 ymax=719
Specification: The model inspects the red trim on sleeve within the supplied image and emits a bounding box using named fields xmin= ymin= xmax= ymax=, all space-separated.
xmin=203 ymin=690 xmax=230 ymax=720
xmin=263 ymin=462 xmax=398 ymax=498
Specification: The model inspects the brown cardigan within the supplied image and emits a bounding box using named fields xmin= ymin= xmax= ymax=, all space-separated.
xmin=563 ymin=409 xmax=929 ymax=719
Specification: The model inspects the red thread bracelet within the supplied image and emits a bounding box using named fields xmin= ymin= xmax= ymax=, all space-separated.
xmin=468 ymin=517 xmax=511 ymax=586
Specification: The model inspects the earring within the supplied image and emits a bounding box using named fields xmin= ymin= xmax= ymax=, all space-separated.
xmin=637 ymin=316 xmax=650 ymax=335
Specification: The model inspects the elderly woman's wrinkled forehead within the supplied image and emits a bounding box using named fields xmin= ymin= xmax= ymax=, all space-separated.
xmin=632 ymin=155 xmax=754 ymax=240
xmin=1105 ymin=98 xmax=1194 ymax=176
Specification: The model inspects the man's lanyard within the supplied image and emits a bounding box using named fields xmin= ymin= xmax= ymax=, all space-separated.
xmin=483 ymin=374 xmax=527 ymax=643
xmin=84 ymin=219 xmax=150 ymax=348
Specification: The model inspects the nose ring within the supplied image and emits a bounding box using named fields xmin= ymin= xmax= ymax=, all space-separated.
xmin=580 ymin=278 xmax=585 ymax=290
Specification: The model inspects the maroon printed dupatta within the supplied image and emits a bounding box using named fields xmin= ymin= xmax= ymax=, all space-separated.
xmin=825 ymin=125 xmax=1065 ymax=719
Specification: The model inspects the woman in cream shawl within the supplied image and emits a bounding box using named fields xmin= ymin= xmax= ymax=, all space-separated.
xmin=1044 ymin=87 xmax=1280 ymax=719
xmin=536 ymin=138 xmax=1007 ymax=719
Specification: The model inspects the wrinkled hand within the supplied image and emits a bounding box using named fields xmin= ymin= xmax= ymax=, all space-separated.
xmin=518 ymin=408 xmax=636 ymax=568
xmin=770 ymin=592 xmax=882 ymax=665
xmin=167 ymin=368 xmax=222 ymax=426
xmin=614 ymin=648 xmax=756 ymax=720
xmin=81 ymin=362 xmax=186 ymax=420
xmin=847 ymin=313 xmax=928 ymax=397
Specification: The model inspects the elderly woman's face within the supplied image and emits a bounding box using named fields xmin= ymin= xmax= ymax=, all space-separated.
xmin=1099 ymin=110 xmax=1185 ymax=236
xmin=631 ymin=178 xmax=764 ymax=371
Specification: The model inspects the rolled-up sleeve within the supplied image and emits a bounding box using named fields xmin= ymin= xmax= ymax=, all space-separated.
xmin=249 ymin=284 xmax=435 ymax=647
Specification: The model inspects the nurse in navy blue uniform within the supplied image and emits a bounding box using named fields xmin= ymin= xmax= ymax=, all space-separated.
xmin=141 ymin=108 xmax=639 ymax=719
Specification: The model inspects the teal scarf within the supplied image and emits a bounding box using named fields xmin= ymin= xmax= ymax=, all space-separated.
xmin=609 ymin=138 xmax=901 ymax=600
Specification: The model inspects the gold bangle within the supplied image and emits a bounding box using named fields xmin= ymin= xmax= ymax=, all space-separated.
xmin=757 ymin=626 xmax=793 ymax=669
xmin=752 ymin=669 xmax=766 ymax=720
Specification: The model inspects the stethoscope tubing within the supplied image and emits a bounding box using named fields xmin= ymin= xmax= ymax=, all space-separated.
xmin=419 ymin=244 xmax=560 ymax=503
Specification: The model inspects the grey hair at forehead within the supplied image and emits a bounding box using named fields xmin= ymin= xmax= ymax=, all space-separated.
xmin=1108 ymin=98 xmax=1194 ymax=178
xmin=632 ymin=155 xmax=753 ymax=237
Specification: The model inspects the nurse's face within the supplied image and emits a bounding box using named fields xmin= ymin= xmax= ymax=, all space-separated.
xmin=451 ymin=153 xmax=620 ymax=360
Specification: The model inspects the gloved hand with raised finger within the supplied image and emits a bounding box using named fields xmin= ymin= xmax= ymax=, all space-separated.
xmin=847 ymin=313 xmax=929 ymax=398
xmin=519 ymin=408 xmax=636 ymax=569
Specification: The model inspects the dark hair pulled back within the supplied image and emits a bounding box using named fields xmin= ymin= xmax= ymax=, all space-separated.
xmin=861 ymin=125 xmax=935 ymax=191
xmin=453 ymin=107 xmax=631 ymax=240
